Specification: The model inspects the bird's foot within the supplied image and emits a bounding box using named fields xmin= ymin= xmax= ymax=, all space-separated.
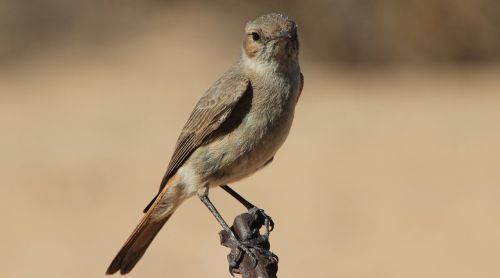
xmin=223 ymin=234 xmax=277 ymax=276
xmin=248 ymin=207 xmax=275 ymax=237
xmin=219 ymin=207 xmax=278 ymax=276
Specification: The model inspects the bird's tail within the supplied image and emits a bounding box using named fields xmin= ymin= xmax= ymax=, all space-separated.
xmin=106 ymin=175 xmax=183 ymax=275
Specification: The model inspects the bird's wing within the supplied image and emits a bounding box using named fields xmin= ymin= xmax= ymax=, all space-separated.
xmin=143 ymin=69 xmax=251 ymax=212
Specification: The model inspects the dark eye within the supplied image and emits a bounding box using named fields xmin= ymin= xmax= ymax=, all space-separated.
xmin=251 ymin=32 xmax=260 ymax=41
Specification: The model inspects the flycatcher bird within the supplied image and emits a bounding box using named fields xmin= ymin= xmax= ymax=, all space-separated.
xmin=106 ymin=13 xmax=303 ymax=275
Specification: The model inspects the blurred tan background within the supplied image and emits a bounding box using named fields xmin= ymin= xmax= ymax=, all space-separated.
xmin=1 ymin=1 xmax=499 ymax=277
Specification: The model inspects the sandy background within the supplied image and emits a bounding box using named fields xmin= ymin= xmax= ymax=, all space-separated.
xmin=1 ymin=5 xmax=500 ymax=278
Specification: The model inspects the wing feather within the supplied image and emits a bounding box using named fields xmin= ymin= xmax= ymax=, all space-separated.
xmin=144 ymin=68 xmax=250 ymax=212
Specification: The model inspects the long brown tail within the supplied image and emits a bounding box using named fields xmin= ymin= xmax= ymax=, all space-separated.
xmin=106 ymin=176 xmax=182 ymax=275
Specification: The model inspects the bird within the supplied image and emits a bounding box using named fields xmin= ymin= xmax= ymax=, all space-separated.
xmin=106 ymin=13 xmax=303 ymax=275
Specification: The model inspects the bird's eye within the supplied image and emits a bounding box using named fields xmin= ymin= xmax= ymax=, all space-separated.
xmin=251 ymin=32 xmax=260 ymax=41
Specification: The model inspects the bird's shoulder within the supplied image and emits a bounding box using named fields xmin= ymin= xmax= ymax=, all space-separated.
xmin=143 ymin=64 xmax=251 ymax=212
xmin=194 ymin=64 xmax=250 ymax=111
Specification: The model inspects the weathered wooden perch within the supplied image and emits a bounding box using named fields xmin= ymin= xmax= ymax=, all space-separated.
xmin=219 ymin=208 xmax=279 ymax=278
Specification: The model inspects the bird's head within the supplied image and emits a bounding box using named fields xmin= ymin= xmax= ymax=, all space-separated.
xmin=242 ymin=13 xmax=299 ymax=69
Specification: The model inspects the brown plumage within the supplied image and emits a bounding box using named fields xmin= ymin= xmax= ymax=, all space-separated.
xmin=143 ymin=71 xmax=251 ymax=212
xmin=106 ymin=13 xmax=303 ymax=275
xmin=107 ymin=176 xmax=182 ymax=275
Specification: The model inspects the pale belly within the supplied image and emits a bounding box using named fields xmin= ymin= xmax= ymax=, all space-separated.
xmin=184 ymin=104 xmax=295 ymax=189
xmin=176 ymin=69 xmax=301 ymax=194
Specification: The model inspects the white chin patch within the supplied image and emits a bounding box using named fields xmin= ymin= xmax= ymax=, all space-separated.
xmin=242 ymin=54 xmax=276 ymax=75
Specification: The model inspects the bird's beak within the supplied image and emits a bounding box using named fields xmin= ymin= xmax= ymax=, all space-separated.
xmin=278 ymin=31 xmax=293 ymax=40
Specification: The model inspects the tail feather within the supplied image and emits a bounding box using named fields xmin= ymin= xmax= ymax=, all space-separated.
xmin=143 ymin=194 xmax=158 ymax=213
xmin=106 ymin=214 xmax=172 ymax=275
xmin=106 ymin=175 xmax=181 ymax=275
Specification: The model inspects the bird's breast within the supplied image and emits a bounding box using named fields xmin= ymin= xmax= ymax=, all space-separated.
xmin=188 ymin=69 xmax=300 ymax=186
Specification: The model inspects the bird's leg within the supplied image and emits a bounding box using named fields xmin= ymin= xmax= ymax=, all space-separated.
xmin=220 ymin=185 xmax=274 ymax=237
xmin=197 ymin=186 xmax=259 ymax=268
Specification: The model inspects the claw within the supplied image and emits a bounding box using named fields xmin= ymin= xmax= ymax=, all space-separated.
xmin=239 ymin=243 xmax=258 ymax=266
xmin=220 ymin=204 xmax=278 ymax=276
xmin=249 ymin=207 xmax=275 ymax=236
xmin=225 ymin=232 xmax=261 ymax=273
xmin=228 ymin=250 xmax=242 ymax=277
xmin=242 ymin=242 xmax=277 ymax=263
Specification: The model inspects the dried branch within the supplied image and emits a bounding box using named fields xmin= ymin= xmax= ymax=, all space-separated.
xmin=219 ymin=208 xmax=279 ymax=278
